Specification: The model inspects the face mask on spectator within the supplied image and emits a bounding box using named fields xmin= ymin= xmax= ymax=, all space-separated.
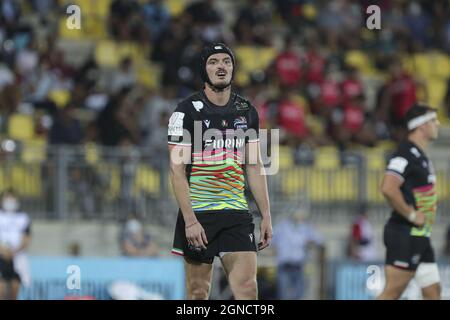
xmin=2 ymin=197 xmax=19 ymax=212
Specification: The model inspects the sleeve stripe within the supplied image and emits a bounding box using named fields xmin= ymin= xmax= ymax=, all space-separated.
xmin=385 ymin=170 xmax=405 ymax=182
xmin=168 ymin=142 xmax=192 ymax=146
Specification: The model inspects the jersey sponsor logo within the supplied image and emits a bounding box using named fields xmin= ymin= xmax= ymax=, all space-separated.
xmin=221 ymin=120 xmax=228 ymax=127
xmin=411 ymin=254 xmax=421 ymax=265
xmin=249 ymin=233 xmax=253 ymax=243
xmin=168 ymin=112 xmax=185 ymax=136
xmin=234 ymin=116 xmax=247 ymax=130
xmin=204 ymin=120 xmax=210 ymax=128
xmin=204 ymin=138 xmax=245 ymax=149
xmin=387 ymin=157 xmax=408 ymax=174
xmin=192 ymin=101 xmax=204 ymax=112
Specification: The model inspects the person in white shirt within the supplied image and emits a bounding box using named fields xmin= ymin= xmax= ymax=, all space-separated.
xmin=272 ymin=208 xmax=324 ymax=299
xmin=0 ymin=189 xmax=32 ymax=300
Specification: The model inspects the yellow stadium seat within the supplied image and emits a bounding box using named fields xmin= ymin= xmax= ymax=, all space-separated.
xmin=426 ymin=78 xmax=447 ymax=109
xmin=85 ymin=143 xmax=101 ymax=165
xmin=0 ymin=167 xmax=6 ymax=192
xmin=59 ymin=17 xmax=84 ymax=40
xmin=21 ymin=138 xmax=47 ymax=163
xmin=436 ymin=171 xmax=449 ymax=200
xmin=308 ymin=170 xmax=329 ymax=201
xmin=302 ymin=3 xmax=317 ymax=20
xmin=48 ymin=89 xmax=71 ymax=108
xmin=95 ymin=41 xmax=149 ymax=67
xmin=8 ymin=114 xmax=34 ymax=141
xmin=331 ymin=168 xmax=358 ymax=201
xmin=366 ymin=170 xmax=384 ymax=203
xmin=278 ymin=145 xmax=294 ymax=169
xmin=92 ymin=0 xmax=112 ymax=19
xmin=134 ymin=165 xmax=160 ymax=196
xmin=366 ymin=148 xmax=386 ymax=170
xmin=95 ymin=40 xmax=120 ymax=66
xmin=136 ymin=62 xmax=161 ymax=89
xmin=345 ymin=50 xmax=376 ymax=75
xmin=315 ymin=146 xmax=340 ymax=169
xmin=282 ymin=167 xmax=308 ymax=198
xmin=11 ymin=165 xmax=42 ymax=197
xmin=166 ymin=0 xmax=187 ymax=16
xmin=235 ymin=46 xmax=277 ymax=86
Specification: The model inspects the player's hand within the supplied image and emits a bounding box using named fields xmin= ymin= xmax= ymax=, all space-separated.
xmin=413 ymin=211 xmax=426 ymax=227
xmin=258 ymin=217 xmax=273 ymax=251
xmin=185 ymin=221 xmax=208 ymax=250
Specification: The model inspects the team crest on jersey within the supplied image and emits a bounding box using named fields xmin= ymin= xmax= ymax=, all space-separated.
xmin=192 ymin=101 xmax=204 ymax=112
xmin=221 ymin=120 xmax=228 ymax=127
xmin=234 ymin=100 xmax=249 ymax=111
xmin=234 ymin=116 xmax=247 ymax=130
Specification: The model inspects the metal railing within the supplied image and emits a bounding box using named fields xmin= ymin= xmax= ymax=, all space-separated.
xmin=1 ymin=144 xmax=449 ymax=225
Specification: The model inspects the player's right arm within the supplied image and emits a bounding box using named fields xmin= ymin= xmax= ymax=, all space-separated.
xmin=168 ymin=106 xmax=208 ymax=249
xmin=380 ymin=156 xmax=425 ymax=227
xmin=168 ymin=145 xmax=208 ymax=249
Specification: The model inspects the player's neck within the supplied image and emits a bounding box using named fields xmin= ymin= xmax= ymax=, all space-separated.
xmin=203 ymin=84 xmax=231 ymax=106
xmin=408 ymin=133 xmax=428 ymax=153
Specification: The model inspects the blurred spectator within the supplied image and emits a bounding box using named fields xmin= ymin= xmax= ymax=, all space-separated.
xmin=273 ymin=85 xmax=329 ymax=149
xmin=1 ymin=0 xmax=21 ymax=31
xmin=49 ymin=103 xmax=83 ymax=145
xmin=145 ymin=110 xmax=170 ymax=170
xmin=347 ymin=204 xmax=377 ymax=262
xmin=329 ymin=94 xmax=377 ymax=148
xmin=404 ymin=1 xmax=431 ymax=47
xmin=257 ymin=267 xmax=277 ymax=300
xmin=272 ymin=208 xmax=324 ymax=300
xmin=184 ymin=0 xmax=223 ymax=43
xmin=0 ymin=188 xmax=32 ymax=299
xmin=244 ymin=71 xmax=270 ymax=129
xmin=233 ymin=0 xmax=273 ymax=46
xmin=68 ymin=242 xmax=81 ymax=256
xmin=304 ymin=36 xmax=326 ymax=86
xmin=95 ymin=88 xmax=140 ymax=147
xmin=120 ymin=213 xmax=159 ymax=257
xmin=317 ymin=69 xmax=341 ymax=119
xmin=142 ymin=0 xmax=171 ymax=43
xmin=270 ymin=36 xmax=303 ymax=88
xmin=274 ymin=85 xmax=310 ymax=147
xmin=110 ymin=57 xmax=136 ymax=94
xmin=109 ymin=0 xmax=147 ymax=42
xmin=185 ymin=0 xmax=221 ymax=26
xmin=376 ymin=58 xmax=426 ymax=141
xmin=341 ymin=66 xmax=364 ymax=107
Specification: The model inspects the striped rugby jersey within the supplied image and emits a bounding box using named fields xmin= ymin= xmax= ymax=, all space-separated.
xmin=168 ymin=91 xmax=259 ymax=212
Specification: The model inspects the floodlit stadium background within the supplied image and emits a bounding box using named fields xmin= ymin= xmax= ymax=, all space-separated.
xmin=0 ymin=0 xmax=449 ymax=299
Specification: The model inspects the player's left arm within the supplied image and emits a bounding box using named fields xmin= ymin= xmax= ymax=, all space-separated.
xmin=245 ymin=140 xmax=272 ymax=250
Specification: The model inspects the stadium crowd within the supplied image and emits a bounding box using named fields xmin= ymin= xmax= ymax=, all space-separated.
xmin=0 ymin=0 xmax=448 ymax=157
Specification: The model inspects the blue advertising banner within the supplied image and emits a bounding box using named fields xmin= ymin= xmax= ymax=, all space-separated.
xmin=18 ymin=257 xmax=185 ymax=300
xmin=334 ymin=260 xmax=450 ymax=300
